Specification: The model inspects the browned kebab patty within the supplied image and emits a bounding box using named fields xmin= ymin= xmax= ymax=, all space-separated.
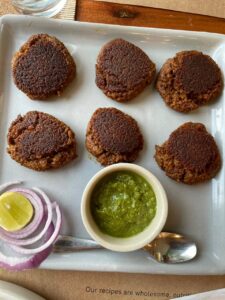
xmin=7 ymin=111 xmax=77 ymax=171
xmin=86 ymin=107 xmax=144 ymax=165
xmin=154 ymin=122 xmax=221 ymax=184
xmin=156 ymin=51 xmax=223 ymax=112
xmin=96 ymin=39 xmax=156 ymax=102
xmin=12 ymin=34 xmax=76 ymax=100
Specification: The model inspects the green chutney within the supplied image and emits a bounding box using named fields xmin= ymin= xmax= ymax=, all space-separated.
xmin=91 ymin=171 xmax=156 ymax=238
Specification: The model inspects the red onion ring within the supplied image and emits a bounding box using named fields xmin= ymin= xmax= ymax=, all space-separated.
xmin=0 ymin=181 xmax=21 ymax=194
xmin=0 ymin=188 xmax=44 ymax=239
xmin=0 ymin=183 xmax=62 ymax=270
xmin=0 ymin=188 xmax=53 ymax=246
xmin=0 ymin=222 xmax=54 ymax=270
xmin=11 ymin=204 xmax=61 ymax=254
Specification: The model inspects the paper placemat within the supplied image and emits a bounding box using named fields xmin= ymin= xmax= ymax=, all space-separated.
xmin=96 ymin=0 xmax=225 ymax=19
xmin=1 ymin=269 xmax=225 ymax=300
xmin=0 ymin=0 xmax=76 ymax=20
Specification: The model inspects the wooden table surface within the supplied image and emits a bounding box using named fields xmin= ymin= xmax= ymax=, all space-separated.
xmin=76 ymin=0 xmax=225 ymax=34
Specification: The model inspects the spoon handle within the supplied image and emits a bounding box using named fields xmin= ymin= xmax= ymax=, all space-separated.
xmin=53 ymin=235 xmax=102 ymax=253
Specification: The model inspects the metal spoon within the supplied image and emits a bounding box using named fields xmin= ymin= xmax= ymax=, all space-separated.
xmin=53 ymin=232 xmax=197 ymax=264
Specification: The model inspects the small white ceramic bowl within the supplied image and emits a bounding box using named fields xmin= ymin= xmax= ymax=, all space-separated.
xmin=81 ymin=163 xmax=168 ymax=252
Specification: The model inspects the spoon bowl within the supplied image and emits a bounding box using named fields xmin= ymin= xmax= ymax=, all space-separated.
xmin=143 ymin=232 xmax=197 ymax=263
xmin=53 ymin=232 xmax=197 ymax=264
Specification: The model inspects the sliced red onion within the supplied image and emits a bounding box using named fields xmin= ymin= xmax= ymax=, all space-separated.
xmin=11 ymin=204 xmax=61 ymax=255
xmin=0 ymin=184 xmax=62 ymax=270
xmin=0 ymin=222 xmax=54 ymax=271
xmin=0 ymin=181 xmax=21 ymax=194
xmin=0 ymin=188 xmax=53 ymax=246
xmin=0 ymin=188 xmax=44 ymax=239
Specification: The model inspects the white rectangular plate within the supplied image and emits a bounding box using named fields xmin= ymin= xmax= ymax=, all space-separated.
xmin=0 ymin=15 xmax=225 ymax=275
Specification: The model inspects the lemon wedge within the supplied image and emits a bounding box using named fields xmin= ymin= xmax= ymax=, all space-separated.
xmin=0 ymin=191 xmax=33 ymax=232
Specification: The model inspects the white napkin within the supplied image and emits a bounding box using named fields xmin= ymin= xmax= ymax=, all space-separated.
xmin=172 ymin=288 xmax=225 ymax=299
